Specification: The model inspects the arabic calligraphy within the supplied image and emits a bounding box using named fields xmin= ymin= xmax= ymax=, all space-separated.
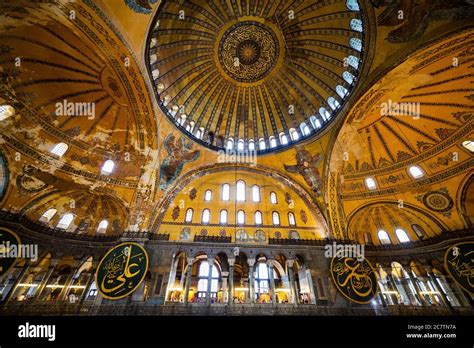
xmin=445 ymin=242 xmax=473 ymax=294
xmin=330 ymin=256 xmax=378 ymax=304
xmin=96 ymin=243 xmax=148 ymax=300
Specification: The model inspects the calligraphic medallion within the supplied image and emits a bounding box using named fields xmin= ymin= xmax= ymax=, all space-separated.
xmin=330 ymin=256 xmax=378 ymax=304
xmin=0 ymin=227 xmax=21 ymax=277
xmin=96 ymin=242 xmax=149 ymax=300
xmin=444 ymin=242 xmax=474 ymax=294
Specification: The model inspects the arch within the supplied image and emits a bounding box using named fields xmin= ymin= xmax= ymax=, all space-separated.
xmin=185 ymin=208 xmax=193 ymax=223
xmin=51 ymin=143 xmax=68 ymax=157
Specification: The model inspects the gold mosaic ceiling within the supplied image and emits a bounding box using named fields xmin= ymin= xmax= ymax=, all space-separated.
xmin=147 ymin=0 xmax=365 ymax=153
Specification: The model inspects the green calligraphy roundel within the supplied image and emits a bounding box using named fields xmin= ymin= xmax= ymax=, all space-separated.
xmin=96 ymin=242 xmax=149 ymax=300
xmin=444 ymin=242 xmax=474 ymax=294
xmin=330 ymin=256 xmax=379 ymax=304
xmin=0 ymin=227 xmax=21 ymax=277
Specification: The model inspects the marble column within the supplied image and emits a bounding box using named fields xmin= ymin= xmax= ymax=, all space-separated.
xmin=228 ymin=258 xmax=235 ymax=306
xmin=286 ymin=259 xmax=298 ymax=306
xmin=59 ymin=263 xmax=79 ymax=301
xmin=405 ymin=266 xmax=427 ymax=306
xmin=247 ymin=258 xmax=255 ymax=304
xmin=2 ymin=261 xmax=31 ymax=303
xmin=267 ymin=259 xmax=276 ymax=305
xmin=183 ymin=257 xmax=194 ymax=305
xmin=164 ymin=254 xmax=179 ymax=303
xmin=221 ymin=272 xmax=228 ymax=303
xmin=425 ymin=266 xmax=453 ymax=311
xmin=206 ymin=257 xmax=214 ymax=305
xmin=79 ymin=272 xmax=95 ymax=305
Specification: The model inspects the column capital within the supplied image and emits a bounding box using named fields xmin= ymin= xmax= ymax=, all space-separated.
xmin=221 ymin=271 xmax=229 ymax=277
xmin=247 ymin=258 xmax=256 ymax=267
xmin=186 ymin=257 xmax=195 ymax=265
xmin=286 ymin=259 xmax=295 ymax=267
xmin=207 ymin=257 xmax=215 ymax=264
xmin=228 ymin=258 xmax=235 ymax=266
xmin=267 ymin=259 xmax=275 ymax=267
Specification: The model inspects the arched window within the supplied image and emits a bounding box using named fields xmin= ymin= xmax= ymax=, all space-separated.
xmin=336 ymin=85 xmax=348 ymax=99
xmin=412 ymin=224 xmax=426 ymax=239
xmin=346 ymin=0 xmax=360 ymax=11
xmin=365 ymin=177 xmax=377 ymax=190
xmin=226 ymin=138 xmax=234 ymax=150
xmin=51 ymin=143 xmax=68 ymax=157
xmin=236 ymin=180 xmax=246 ymax=201
xmin=350 ymin=18 xmax=363 ymax=32
xmin=202 ymin=209 xmax=210 ymax=224
xmin=237 ymin=210 xmax=245 ymax=225
xmin=197 ymin=260 xmax=219 ymax=300
xmin=310 ymin=115 xmax=320 ymax=128
xmin=346 ymin=55 xmax=360 ymax=69
xmin=220 ymin=210 xmax=228 ymax=224
xmin=349 ymin=37 xmax=362 ymax=52
xmin=185 ymin=208 xmax=193 ymax=223
xmin=343 ymin=71 xmax=355 ymax=85
xmin=289 ymin=128 xmax=299 ymax=141
xmin=252 ymin=185 xmax=260 ymax=202
xmin=270 ymin=191 xmax=277 ymax=204
xmin=269 ymin=136 xmax=277 ymax=148
xmin=222 ymin=184 xmax=230 ymax=201
xmin=462 ymin=140 xmax=474 ymax=153
xmin=254 ymin=211 xmax=263 ymax=225
xmin=196 ymin=127 xmax=205 ymax=139
xmin=259 ymin=138 xmax=266 ymax=150
xmin=288 ymin=212 xmax=296 ymax=226
xmin=396 ymin=228 xmax=410 ymax=243
xmin=300 ymin=122 xmax=310 ymax=136
xmin=204 ymin=189 xmax=212 ymax=201
xmin=248 ymin=140 xmax=255 ymax=151
xmin=272 ymin=211 xmax=280 ymax=225
xmin=327 ymin=97 xmax=340 ymax=111
xmin=101 ymin=160 xmax=115 ymax=175
xmin=40 ymin=208 xmax=57 ymax=222
xmin=57 ymin=213 xmax=74 ymax=230
xmin=179 ymin=114 xmax=187 ymax=126
xmin=186 ymin=121 xmax=195 ymax=132
xmin=319 ymin=107 xmax=331 ymax=121
xmin=408 ymin=165 xmax=424 ymax=179
xmin=255 ymin=262 xmax=270 ymax=299
xmin=96 ymin=220 xmax=108 ymax=234
xmin=279 ymin=133 xmax=288 ymax=145
xmin=237 ymin=139 xmax=245 ymax=151
xmin=0 ymin=105 xmax=15 ymax=121
xmin=378 ymin=230 xmax=391 ymax=245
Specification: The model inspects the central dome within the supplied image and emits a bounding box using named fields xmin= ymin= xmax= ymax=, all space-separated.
xmin=219 ymin=21 xmax=279 ymax=82
xmin=147 ymin=0 xmax=365 ymax=154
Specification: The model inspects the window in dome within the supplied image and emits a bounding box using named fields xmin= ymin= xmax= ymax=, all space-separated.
xmin=226 ymin=138 xmax=234 ymax=150
xmin=195 ymin=127 xmax=204 ymax=140
xmin=57 ymin=213 xmax=74 ymax=230
xmin=336 ymin=85 xmax=349 ymax=99
xmin=319 ymin=107 xmax=331 ymax=121
xmin=179 ymin=114 xmax=187 ymax=126
xmin=346 ymin=0 xmax=360 ymax=11
xmin=279 ymin=133 xmax=288 ymax=145
xmin=300 ymin=122 xmax=310 ymax=136
xmin=96 ymin=220 xmax=108 ymax=234
xmin=310 ymin=115 xmax=320 ymax=128
xmin=365 ymin=177 xmax=377 ymax=190
xmin=269 ymin=136 xmax=277 ymax=148
xmin=0 ymin=105 xmax=15 ymax=121
xmin=236 ymin=180 xmax=246 ymax=201
xmin=152 ymin=68 xmax=160 ymax=80
xmin=270 ymin=191 xmax=277 ymax=204
xmin=185 ymin=208 xmax=194 ymax=223
xmin=258 ymin=138 xmax=266 ymax=150
xmin=204 ymin=189 xmax=212 ymax=201
xmin=288 ymin=212 xmax=296 ymax=226
xmin=40 ymin=208 xmax=57 ymax=222
xmin=378 ymin=230 xmax=391 ymax=245
xmin=185 ymin=121 xmax=195 ymax=132
xmin=222 ymin=184 xmax=230 ymax=201
xmin=346 ymin=55 xmax=360 ymax=69
xmin=349 ymin=38 xmax=362 ymax=52
xmin=237 ymin=139 xmax=245 ymax=151
xmin=157 ymin=83 xmax=165 ymax=93
xmin=272 ymin=211 xmax=280 ymax=225
xmin=51 ymin=143 xmax=68 ymax=157
xmin=254 ymin=211 xmax=262 ymax=225
xmin=408 ymin=165 xmax=424 ymax=179
xmin=327 ymin=97 xmax=340 ymax=111
xmin=396 ymin=228 xmax=410 ymax=243
xmin=237 ymin=210 xmax=245 ymax=225
xmin=350 ymin=18 xmax=363 ymax=32
xmin=201 ymin=209 xmax=210 ymax=224
xmin=343 ymin=71 xmax=355 ymax=84
xmin=101 ymin=160 xmax=115 ymax=175
xmin=462 ymin=140 xmax=474 ymax=153
xmin=289 ymin=128 xmax=299 ymax=141
xmin=220 ymin=209 xmax=228 ymax=224
xmin=248 ymin=140 xmax=255 ymax=151
xmin=252 ymin=185 xmax=260 ymax=202
xmin=170 ymin=105 xmax=179 ymax=117
xmin=412 ymin=224 xmax=426 ymax=239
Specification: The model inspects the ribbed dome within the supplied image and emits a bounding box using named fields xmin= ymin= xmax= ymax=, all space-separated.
xmin=147 ymin=0 xmax=365 ymax=153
